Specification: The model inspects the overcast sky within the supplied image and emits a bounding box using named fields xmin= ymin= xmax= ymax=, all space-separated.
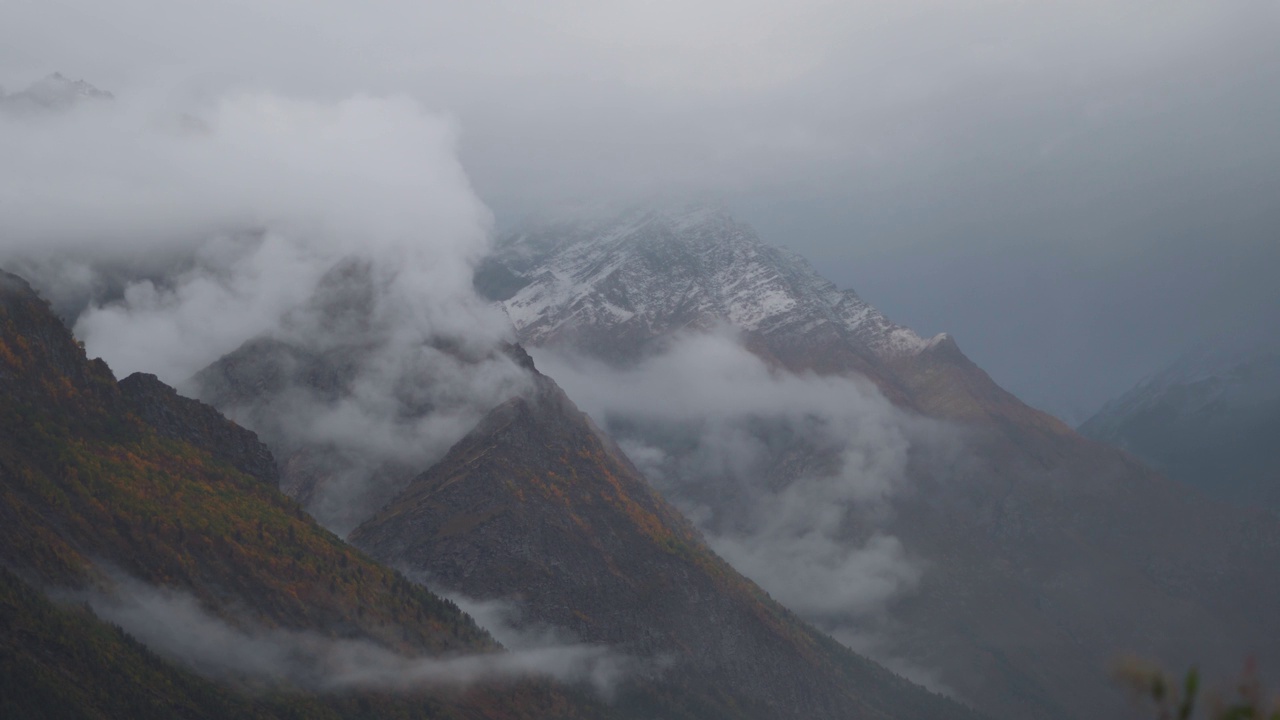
xmin=3 ymin=0 xmax=1278 ymax=421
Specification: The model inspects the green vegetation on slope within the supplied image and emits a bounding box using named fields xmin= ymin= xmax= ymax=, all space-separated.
xmin=0 ymin=564 xmax=317 ymax=720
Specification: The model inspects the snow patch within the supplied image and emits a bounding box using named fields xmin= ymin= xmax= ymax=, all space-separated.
xmin=496 ymin=207 xmax=935 ymax=360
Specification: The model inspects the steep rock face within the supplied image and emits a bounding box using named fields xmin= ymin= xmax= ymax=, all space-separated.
xmin=481 ymin=208 xmax=1280 ymax=720
xmin=352 ymin=369 xmax=983 ymax=720
xmin=1080 ymin=347 xmax=1280 ymax=510
xmin=0 ymin=269 xmax=609 ymax=720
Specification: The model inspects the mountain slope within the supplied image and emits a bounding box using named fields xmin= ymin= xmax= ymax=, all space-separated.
xmin=0 ymin=269 xmax=608 ymax=720
xmin=1080 ymin=346 xmax=1280 ymax=510
xmin=0 ymin=564 xmax=333 ymax=720
xmin=351 ymin=362 xmax=984 ymax=720
xmin=481 ymin=206 xmax=1280 ymax=720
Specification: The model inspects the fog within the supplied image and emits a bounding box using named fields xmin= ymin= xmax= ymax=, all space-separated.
xmin=83 ymin=573 xmax=632 ymax=696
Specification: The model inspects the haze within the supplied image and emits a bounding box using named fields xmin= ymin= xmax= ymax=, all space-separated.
xmin=4 ymin=0 xmax=1278 ymax=420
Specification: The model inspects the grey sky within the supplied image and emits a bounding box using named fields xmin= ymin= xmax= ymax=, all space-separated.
xmin=3 ymin=0 xmax=1278 ymax=421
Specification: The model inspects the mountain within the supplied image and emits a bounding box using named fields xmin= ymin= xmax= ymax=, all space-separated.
xmin=486 ymin=205 xmax=1063 ymax=433
xmin=479 ymin=205 xmax=1280 ymax=720
xmin=1 ymin=564 xmax=289 ymax=720
xmin=193 ymin=278 xmax=985 ymax=719
xmin=0 ymin=269 xmax=610 ymax=720
xmin=350 ymin=355 xmax=982 ymax=720
xmin=0 ymin=72 xmax=113 ymax=114
xmin=1080 ymin=345 xmax=1280 ymax=511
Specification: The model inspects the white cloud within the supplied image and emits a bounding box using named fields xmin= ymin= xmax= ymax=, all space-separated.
xmin=0 ymin=90 xmax=529 ymax=533
xmin=533 ymin=331 xmax=959 ymax=620
xmin=84 ymin=573 xmax=633 ymax=697
xmin=3 ymin=0 xmax=1277 ymax=417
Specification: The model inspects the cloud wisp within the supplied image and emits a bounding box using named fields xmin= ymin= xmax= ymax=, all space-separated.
xmin=84 ymin=573 xmax=633 ymax=697
xmin=533 ymin=331 xmax=959 ymax=623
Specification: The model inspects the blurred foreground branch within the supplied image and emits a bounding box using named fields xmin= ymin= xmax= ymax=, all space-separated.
xmin=1114 ymin=657 xmax=1280 ymax=720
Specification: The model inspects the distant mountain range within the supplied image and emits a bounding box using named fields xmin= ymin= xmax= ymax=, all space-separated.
xmin=1080 ymin=344 xmax=1280 ymax=511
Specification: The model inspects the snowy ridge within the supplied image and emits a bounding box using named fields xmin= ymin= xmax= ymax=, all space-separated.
xmin=492 ymin=205 xmax=939 ymax=360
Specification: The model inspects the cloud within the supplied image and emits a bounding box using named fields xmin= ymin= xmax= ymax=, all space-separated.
xmin=533 ymin=330 xmax=976 ymax=692
xmin=2 ymin=0 xmax=1276 ymax=466
xmin=13 ymin=0 xmax=1273 ymax=423
xmin=0 ymin=89 xmax=531 ymax=533
xmin=4 ymin=2 xmax=1272 ymax=215
xmin=532 ymin=330 xmax=959 ymax=621
xmin=0 ymin=90 xmax=499 ymax=373
xmin=84 ymin=573 xmax=633 ymax=697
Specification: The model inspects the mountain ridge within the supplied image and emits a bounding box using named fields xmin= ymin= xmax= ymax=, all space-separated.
xmin=1080 ymin=345 xmax=1280 ymax=510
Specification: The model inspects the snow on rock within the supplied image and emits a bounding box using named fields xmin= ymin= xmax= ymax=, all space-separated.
xmin=492 ymin=204 xmax=931 ymax=360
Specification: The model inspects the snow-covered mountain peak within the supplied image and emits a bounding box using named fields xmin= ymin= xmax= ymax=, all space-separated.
xmin=488 ymin=206 xmax=935 ymax=361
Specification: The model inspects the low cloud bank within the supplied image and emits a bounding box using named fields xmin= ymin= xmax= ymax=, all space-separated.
xmin=85 ymin=574 xmax=632 ymax=697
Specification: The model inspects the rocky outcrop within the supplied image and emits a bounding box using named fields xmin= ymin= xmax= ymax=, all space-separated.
xmin=0 ymin=271 xmax=120 ymax=410
xmin=120 ymin=372 xmax=280 ymax=487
